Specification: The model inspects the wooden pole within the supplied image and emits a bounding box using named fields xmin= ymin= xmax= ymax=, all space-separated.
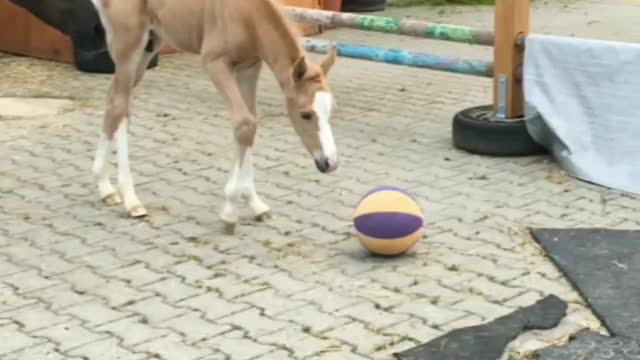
xmin=493 ymin=0 xmax=529 ymax=119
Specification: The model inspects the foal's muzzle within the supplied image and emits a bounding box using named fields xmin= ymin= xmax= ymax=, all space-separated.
xmin=315 ymin=156 xmax=338 ymax=173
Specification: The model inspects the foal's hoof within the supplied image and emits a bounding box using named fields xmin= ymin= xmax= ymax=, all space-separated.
xmin=128 ymin=205 xmax=148 ymax=218
xmin=255 ymin=210 xmax=273 ymax=222
xmin=223 ymin=221 xmax=237 ymax=235
xmin=102 ymin=193 xmax=122 ymax=206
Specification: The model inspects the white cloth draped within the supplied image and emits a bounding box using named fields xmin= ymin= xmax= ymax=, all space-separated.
xmin=523 ymin=33 xmax=640 ymax=195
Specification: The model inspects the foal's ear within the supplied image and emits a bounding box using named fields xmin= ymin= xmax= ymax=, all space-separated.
xmin=321 ymin=44 xmax=337 ymax=75
xmin=293 ymin=56 xmax=308 ymax=82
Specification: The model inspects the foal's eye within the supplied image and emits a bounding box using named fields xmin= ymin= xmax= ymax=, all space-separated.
xmin=300 ymin=111 xmax=314 ymax=120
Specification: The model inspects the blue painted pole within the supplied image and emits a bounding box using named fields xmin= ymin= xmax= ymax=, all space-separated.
xmin=301 ymin=38 xmax=493 ymax=78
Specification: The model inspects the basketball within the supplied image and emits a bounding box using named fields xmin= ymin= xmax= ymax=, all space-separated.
xmin=353 ymin=186 xmax=424 ymax=256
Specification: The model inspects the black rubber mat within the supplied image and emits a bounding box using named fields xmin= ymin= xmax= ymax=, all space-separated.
xmin=393 ymin=295 xmax=567 ymax=360
xmin=535 ymin=329 xmax=640 ymax=359
xmin=530 ymin=228 xmax=640 ymax=338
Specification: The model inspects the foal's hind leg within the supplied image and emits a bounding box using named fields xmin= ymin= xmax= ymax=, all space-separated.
xmin=92 ymin=32 xmax=161 ymax=208
xmin=92 ymin=26 xmax=149 ymax=218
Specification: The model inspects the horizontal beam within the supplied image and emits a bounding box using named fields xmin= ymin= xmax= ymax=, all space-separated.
xmin=302 ymin=38 xmax=494 ymax=78
xmin=287 ymin=7 xmax=494 ymax=46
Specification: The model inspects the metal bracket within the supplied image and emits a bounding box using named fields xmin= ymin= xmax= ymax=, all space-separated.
xmin=496 ymin=74 xmax=508 ymax=120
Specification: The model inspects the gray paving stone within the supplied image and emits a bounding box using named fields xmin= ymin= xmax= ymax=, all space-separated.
xmin=259 ymin=326 xmax=342 ymax=359
xmin=47 ymin=238 xmax=102 ymax=260
xmin=17 ymin=253 xmax=80 ymax=276
xmin=31 ymin=320 xmax=108 ymax=352
xmin=462 ymin=276 xmax=528 ymax=303
xmin=439 ymin=314 xmax=486 ymax=331
xmin=5 ymin=303 xmax=71 ymax=333
xmin=24 ymin=285 xmax=95 ymax=312
xmin=218 ymin=307 xmax=289 ymax=338
xmin=0 ymin=258 xmax=27 ymax=278
xmin=199 ymin=273 xmax=268 ymax=300
xmin=451 ymin=296 xmax=516 ymax=320
xmin=3 ymin=342 xmax=74 ymax=360
xmin=67 ymin=337 xmax=147 ymax=360
xmin=253 ymin=350 xmax=297 ymax=360
xmin=58 ymin=300 xmax=130 ymax=327
xmin=393 ymin=300 xmax=469 ymax=327
xmin=325 ymin=321 xmax=394 ymax=354
xmin=135 ymin=334 xmax=212 ymax=360
xmin=336 ymin=302 xmax=410 ymax=331
xmin=0 ymin=244 xmax=46 ymax=262
xmin=292 ymin=286 xmax=362 ymax=313
xmin=107 ymin=262 xmax=168 ymax=288
xmin=276 ymin=305 xmax=352 ymax=335
xmin=125 ymin=296 xmax=188 ymax=324
xmin=142 ymin=277 xmax=205 ymax=303
xmin=307 ymin=350 xmax=371 ymax=360
xmin=160 ymin=312 xmax=232 ymax=344
xmin=168 ymin=261 xmax=216 ymax=285
xmin=177 ymin=292 xmax=249 ymax=321
xmin=0 ymin=324 xmax=42 ymax=355
xmin=75 ymin=250 xmax=135 ymax=272
xmin=198 ymin=330 xmax=277 ymax=360
xmin=371 ymin=340 xmax=419 ymax=360
xmin=238 ymin=288 xmax=307 ymax=316
xmin=1 ymin=270 xmax=62 ymax=294
xmin=92 ymin=280 xmax=154 ymax=308
xmin=95 ymin=315 xmax=171 ymax=347
xmin=384 ymin=318 xmax=444 ymax=343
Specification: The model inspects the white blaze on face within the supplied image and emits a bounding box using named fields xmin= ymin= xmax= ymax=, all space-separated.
xmin=313 ymin=91 xmax=338 ymax=168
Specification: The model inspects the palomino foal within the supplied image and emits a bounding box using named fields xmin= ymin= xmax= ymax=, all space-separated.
xmin=89 ymin=0 xmax=339 ymax=233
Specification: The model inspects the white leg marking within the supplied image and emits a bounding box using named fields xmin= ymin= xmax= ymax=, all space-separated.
xmin=92 ymin=132 xmax=121 ymax=205
xmin=115 ymin=119 xmax=146 ymax=217
xmin=220 ymin=147 xmax=270 ymax=225
xmin=313 ymin=91 xmax=338 ymax=170
xmin=238 ymin=148 xmax=270 ymax=217
xmin=221 ymin=161 xmax=241 ymax=225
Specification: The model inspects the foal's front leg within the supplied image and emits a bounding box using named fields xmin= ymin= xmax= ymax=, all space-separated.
xmin=222 ymin=144 xmax=271 ymax=230
xmin=203 ymin=59 xmax=270 ymax=233
xmin=234 ymin=63 xmax=271 ymax=222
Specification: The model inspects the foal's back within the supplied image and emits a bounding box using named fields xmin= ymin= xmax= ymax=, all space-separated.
xmin=140 ymin=0 xmax=299 ymax=56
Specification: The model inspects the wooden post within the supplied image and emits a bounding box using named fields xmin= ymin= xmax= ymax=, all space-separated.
xmin=493 ymin=0 xmax=529 ymax=119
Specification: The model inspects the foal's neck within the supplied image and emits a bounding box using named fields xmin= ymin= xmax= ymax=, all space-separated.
xmin=253 ymin=0 xmax=305 ymax=95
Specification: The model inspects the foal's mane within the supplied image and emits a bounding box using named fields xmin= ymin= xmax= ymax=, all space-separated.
xmin=253 ymin=0 xmax=305 ymax=62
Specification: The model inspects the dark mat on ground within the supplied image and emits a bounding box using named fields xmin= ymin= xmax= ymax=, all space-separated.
xmin=393 ymin=294 xmax=567 ymax=360
xmin=530 ymin=228 xmax=640 ymax=338
xmin=534 ymin=329 xmax=640 ymax=359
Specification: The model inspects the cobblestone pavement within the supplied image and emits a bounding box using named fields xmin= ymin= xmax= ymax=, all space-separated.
xmin=2 ymin=0 xmax=640 ymax=359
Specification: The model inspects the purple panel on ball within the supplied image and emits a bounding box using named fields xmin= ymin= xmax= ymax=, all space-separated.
xmin=354 ymin=212 xmax=423 ymax=239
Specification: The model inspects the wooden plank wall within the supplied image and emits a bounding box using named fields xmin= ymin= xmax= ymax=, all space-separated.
xmin=0 ymin=0 xmax=74 ymax=64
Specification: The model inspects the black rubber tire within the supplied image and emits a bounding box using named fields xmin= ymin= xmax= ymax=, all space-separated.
xmin=341 ymin=0 xmax=387 ymax=12
xmin=73 ymin=44 xmax=159 ymax=74
xmin=452 ymin=105 xmax=547 ymax=156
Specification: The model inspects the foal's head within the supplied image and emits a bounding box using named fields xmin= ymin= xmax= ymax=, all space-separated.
xmin=286 ymin=46 xmax=338 ymax=174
